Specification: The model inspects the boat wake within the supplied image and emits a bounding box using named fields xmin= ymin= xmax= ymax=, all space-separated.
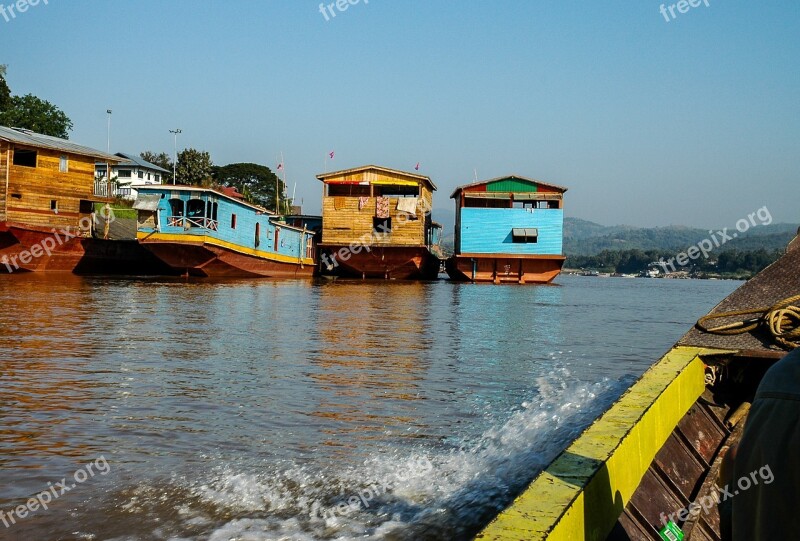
xmin=98 ymin=369 xmax=625 ymax=541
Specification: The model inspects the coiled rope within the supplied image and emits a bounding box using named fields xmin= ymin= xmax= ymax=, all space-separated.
xmin=696 ymin=294 xmax=800 ymax=350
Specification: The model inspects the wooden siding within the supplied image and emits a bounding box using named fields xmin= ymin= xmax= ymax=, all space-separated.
xmin=0 ymin=142 xmax=8 ymax=222
xmin=322 ymin=190 xmax=432 ymax=246
xmin=324 ymin=168 xmax=430 ymax=188
xmin=5 ymin=146 xmax=98 ymax=229
xmin=458 ymin=208 xmax=564 ymax=255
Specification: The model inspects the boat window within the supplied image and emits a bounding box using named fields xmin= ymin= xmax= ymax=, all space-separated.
xmin=12 ymin=149 xmax=37 ymax=168
xmin=50 ymin=200 xmax=58 ymax=213
xmin=512 ymin=228 xmax=538 ymax=244
xmin=464 ymin=197 xmax=509 ymax=208
xmin=375 ymin=185 xmax=419 ymax=197
xmin=373 ymin=217 xmax=392 ymax=235
xmin=328 ymin=184 xmax=370 ymax=197
xmin=59 ymin=155 xmax=68 ymax=173
xmin=255 ymin=223 xmax=261 ymax=247
xmin=79 ymin=200 xmax=94 ymax=214
xmin=169 ymin=199 xmax=184 ymax=217
xmin=186 ymin=200 xmax=206 ymax=227
xmin=274 ymin=227 xmax=280 ymax=251
xmin=231 ymin=214 xmax=237 ymax=229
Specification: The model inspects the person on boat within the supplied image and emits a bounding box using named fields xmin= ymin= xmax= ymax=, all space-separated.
xmin=723 ymin=347 xmax=800 ymax=540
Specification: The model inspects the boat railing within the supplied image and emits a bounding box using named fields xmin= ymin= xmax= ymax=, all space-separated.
xmin=168 ymin=216 xmax=219 ymax=231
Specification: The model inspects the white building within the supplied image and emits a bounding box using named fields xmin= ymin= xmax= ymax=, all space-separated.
xmin=95 ymin=152 xmax=170 ymax=199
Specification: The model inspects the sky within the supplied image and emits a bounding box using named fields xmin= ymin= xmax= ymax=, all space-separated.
xmin=1 ymin=0 xmax=798 ymax=227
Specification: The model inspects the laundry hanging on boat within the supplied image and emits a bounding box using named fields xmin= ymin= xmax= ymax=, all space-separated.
xmin=358 ymin=196 xmax=369 ymax=210
xmin=396 ymin=197 xmax=418 ymax=216
xmin=376 ymin=197 xmax=390 ymax=218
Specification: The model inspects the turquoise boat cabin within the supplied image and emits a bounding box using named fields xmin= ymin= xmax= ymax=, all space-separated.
xmin=445 ymin=175 xmax=567 ymax=284
xmin=134 ymin=185 xmax=316 ymax=278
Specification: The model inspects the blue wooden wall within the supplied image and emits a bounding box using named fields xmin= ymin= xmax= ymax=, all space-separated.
xmin=458 ymin=208 xmax=563 ymax=255
xmin=138 ymin=188 xmax=312 ymax=260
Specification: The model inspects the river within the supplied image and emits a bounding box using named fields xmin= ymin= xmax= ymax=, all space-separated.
xmin=0 ymin=274 xmax=739 ymax=541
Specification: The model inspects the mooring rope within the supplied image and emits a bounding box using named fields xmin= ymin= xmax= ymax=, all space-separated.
xmin=696 ymin=294 xmax=800 ymax=350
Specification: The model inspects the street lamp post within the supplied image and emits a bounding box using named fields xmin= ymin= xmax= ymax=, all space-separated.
xmin=169 ymin=129 xmax=182 ymax=185
xmin=106 ymin=109 xmax=112 ymax=200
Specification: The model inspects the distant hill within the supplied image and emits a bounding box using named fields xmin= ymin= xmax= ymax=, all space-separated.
xmin=564 ymin=218 xmax=798 ymax=256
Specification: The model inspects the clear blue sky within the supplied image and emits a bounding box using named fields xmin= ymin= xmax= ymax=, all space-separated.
xmin=1 ymin=0 xmax=798 ymax=227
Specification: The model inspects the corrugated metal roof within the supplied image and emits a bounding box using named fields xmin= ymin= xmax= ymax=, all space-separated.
xmin=132 ymin=194 xmax=161 ymax=211
xmin=114 ymin=152 xmax=171 ymax=173
xmin=0 ymin=126 xmax=121 ymax=161
xmin=450 ymin=174 xmax=568 ymax=199
xmin=316 ymin=165 xmax=438 ymax=191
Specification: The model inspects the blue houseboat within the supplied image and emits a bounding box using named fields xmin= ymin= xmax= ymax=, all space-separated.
xmin=133 ymin=185 xmax=316 ymax=278
xmin=445 ymin=175 xmax=567 ymax=284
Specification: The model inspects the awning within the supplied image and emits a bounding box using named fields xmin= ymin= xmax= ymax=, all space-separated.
xmin=464 ymin=192 xmax=511 ymax=199
xmin=371 ymin=179 xmax=419 ymax=187
xmin=513 ymin=193 xmax=562 ymax=201
xmin=512 ymin=228 xmax=539 ymax=239
xmin=133 ymin=194 xmax=161 ymax=211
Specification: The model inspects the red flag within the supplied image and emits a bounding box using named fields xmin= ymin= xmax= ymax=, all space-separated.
xmin=329 ymin=151 xmax=335 ymax=159
xmin=415 ymin=162 xmax=420 ymax=171
xmin=277 ymin=163 xmax=283 ymax=171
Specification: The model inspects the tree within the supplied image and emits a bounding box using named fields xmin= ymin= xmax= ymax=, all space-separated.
xmin=0 ymin=94 xmax=73 ymax=138
xmin=140 ymin=151 xmax=174 ymax=183
xmin=212 ymin=162 xmax=286 ymax=210
xmin=175 ymin=148 xmax=213 ymax=186
xmin=0 ymin=65 xmax=11 ymax=112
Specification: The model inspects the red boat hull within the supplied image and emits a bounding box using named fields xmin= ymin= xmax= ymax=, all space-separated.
xmin=0 ymin=222 xmax=172 ymax=275
xmin=318 ymin=244 xmax=441 ymax=280
xmin=445 ymin=254 xmax=565 ymax=284
xmin=139 ymin=240 xmax=315 ymax=278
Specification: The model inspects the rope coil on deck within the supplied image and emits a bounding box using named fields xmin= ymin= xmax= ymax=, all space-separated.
xmin=696 ymin=294 xmax=800 ymax=350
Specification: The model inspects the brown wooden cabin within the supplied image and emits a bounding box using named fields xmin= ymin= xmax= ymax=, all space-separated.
xmin=316 ymin=165 xmax=442 ymax=279
xmin=0 ymin=126 xmax=149 ymax=272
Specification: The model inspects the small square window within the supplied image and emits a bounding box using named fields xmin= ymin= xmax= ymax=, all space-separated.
xmin=373 ymin=217 xmax=392 ymax=235
xmin=13 ymin=149 xmax=37 ymax=168
xmin=231 ymin=214 xmax=237 ymax=229
xmin=59 ymin=155 xmax=68 ymax=173
xmin=138 ymin=171 xmax=144 ymax=179
xmin=512 ymin=228 xmax=538 ymax=244
xmin=50 ymin=200 xmax=58 ymax=213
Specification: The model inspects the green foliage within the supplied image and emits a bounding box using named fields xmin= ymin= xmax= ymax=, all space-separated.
xmin=564 ymin=218 xmax=796 ymax=256
xmin=212 ymin=162 xmax=286 ymax=211
xmin=567 ymin=247 xmax=782 ymax=278
xmin=140 ymin=151 xmax=173 ymax=183
xmin=175 ymin=148 xmax=213 ymax=186
xmin=0 ymin=93 xmax=73 ymax=138
xmin=0 ymin=65 xmax=11 ymax=112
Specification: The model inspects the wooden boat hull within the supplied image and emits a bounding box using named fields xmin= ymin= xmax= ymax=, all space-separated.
xmin=318 ymin=244 xmax=441 ymax=280
xmin=477 ymin=234 xmax=800 ymax=541
xmin=139 ymin=237 xmax=315 ymax=278
xmin=0 ymin=222 xmax=172 ymax=275
xmin=445 ymin=253 xmax=565 ymax=284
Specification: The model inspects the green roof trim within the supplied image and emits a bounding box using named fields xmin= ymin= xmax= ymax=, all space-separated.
xmin=486 ymin=178 xmax=539 ymax=193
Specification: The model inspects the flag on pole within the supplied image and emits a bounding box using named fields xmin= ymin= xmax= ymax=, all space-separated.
xmin=277 ymin=162 xmax=283 ymax=171
xmin=415 ymin=162 xmax=420 ymax=171
xmin=329 ymin=151 xmax=335 ymax=159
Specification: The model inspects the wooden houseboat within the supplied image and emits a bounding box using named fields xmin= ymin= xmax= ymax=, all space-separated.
xmin=0 ymin=126 xmax=168 ymax=274
xmin=316 ymin=165 xmax=442 ymax=279
xmin=134 ymin=185 xmax=316 ymax=278
xmin=445 ymin=175 xmax=568 ymax=284
xmin=476 ymin=230 xmax=800 ymax=541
